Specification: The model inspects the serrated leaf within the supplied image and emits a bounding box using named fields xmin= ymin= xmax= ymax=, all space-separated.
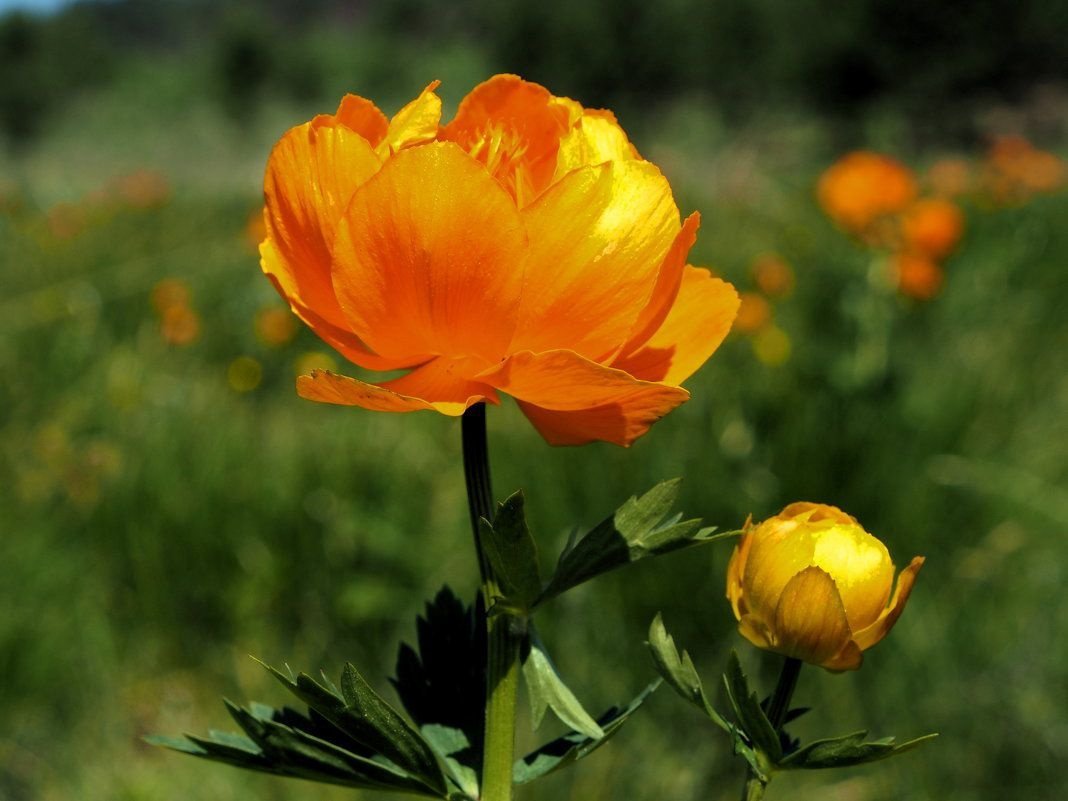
xmin=537 ymin=479 xmax=734 ymax=605
xmin=521 ymin=628 xmax=604 ymax=739
xmin=782 ymin=731 xmax=938 ymax=770
xmin=514 ymin=682 xmax=657 ymax=784
xmin=646 ymin=614 xmax=729 ymax=730
xmin=723 ymin=652 xmax=782 ymax=762
xmin=478 ymin=492 xmax=541 ymax=613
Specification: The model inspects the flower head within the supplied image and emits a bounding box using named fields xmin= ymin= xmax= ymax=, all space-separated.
xmin=726 ymin=502 xmax=923 ymax=671
xmin=900 ymin=198 xmax=964 ymax=260
xmin=818 ymin=151 xmax=918 ymax=238
xmin=259 ymin=75 xmax=739 ymax=446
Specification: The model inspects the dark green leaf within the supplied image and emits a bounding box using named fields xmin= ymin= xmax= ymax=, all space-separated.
xmin=391 ymin=585 xmax=485 ymax=774
xmin=782 ymin=731 xmax=938 ymax=770
xmin=514 ymin=682 xmax=658 ymax=784
xmin=537 ymin=479 xmax=734 ymax=605
xmin=723 ymin=652 xmax=782 ymax=762
xmin=479 ymin=492 xmax=542 ymax=613
xmin=521 ymin=627 xmax=603 ymax=739
xmin=646 ymin=614 xmax=729 ymax=730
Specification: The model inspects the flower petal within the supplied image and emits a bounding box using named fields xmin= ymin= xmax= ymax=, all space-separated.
xmin=736 ymin=613 xmax=774 ymax=651
xmin=297 ymin=358 xmax=498 ymax=417
xmin=381 ymin=81 xmax=442 ymax=155
xmin=261 ymin=116 xmax=416 ymax=370
xmin=853 ymin=556 xmax=925 ymax=651
xmin=554 ymin=108 xmax=641 ymax=179
xmin=772 ymin=567 xmax=855 ymax=668
xmin=440 ymin=74 xmax=571 ymax=201
xmin=511 ymin=160 xmax=681 ymax=360
xmin=613 ymin=265 xmax=740 ymax=384
xmin=726 ymin=529 xmax=754 ymax=619
xmin=479 ymin=349 xmax=690 ymax=446
xmin=331 ymin=142 xmax=528 ymax=364
xmin=335 ymin=94 xmax=389 ymax=147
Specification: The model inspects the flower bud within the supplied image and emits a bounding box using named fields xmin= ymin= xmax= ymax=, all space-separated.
xmin=726 ymin=502 xmax=923 ymax=671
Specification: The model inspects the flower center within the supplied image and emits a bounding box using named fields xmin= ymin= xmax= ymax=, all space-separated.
xmin=465 ymin=124 xmax=534 ymax=205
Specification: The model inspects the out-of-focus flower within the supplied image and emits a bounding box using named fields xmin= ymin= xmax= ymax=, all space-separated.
xmin=245 ymin=209 xmax=267 ymax=252
xmin=160 ymin=304 xmax=201 ymax=345
xmin=46 ymin=202 xmax=86 ymax=240
xmin=259 ymin=75 xmax=739 ymax=446
xmin=151 ymin=278 xmax=192 ymax=315
xmin=726 ymin=502 xmax=924 ymax=671
xmin=891 ymin=253 xmax=944 ymax=301
xmin=750 ymin=253 xmax=794 ymax=298
xmin=900 ymin=198 xmax=965 ymax=259
xmin=255 ymin=306 xmax=298 ymax=347
xmin=752 ymin=325 xmax=791 ymax=366
xmin=733 ymin=292 xmax=771 ymax=334
xmin=228 ymin=356 xmax=263 ymax=392
xmin=983 ymin=136 xmax=1066 ymax=202
xmin=926 ymin=157 xmax=973 ymax=197
xmin=818 ymin=151 xmax=918 ymax=237
xmin=115 ymin=169 xmax=171 ymax=208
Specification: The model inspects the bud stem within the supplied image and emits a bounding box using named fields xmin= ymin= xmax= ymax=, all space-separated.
xmin=739 ymin=657 xmax=803 ymax=801
xmin=462 ymin=404 xmax=520 ymax=801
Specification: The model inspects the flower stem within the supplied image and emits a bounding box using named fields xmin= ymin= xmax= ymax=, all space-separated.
xmin=738 ymin=657 xmax=803 ymax=801
xmin=461 ymin=404 xmax=520 ymax=801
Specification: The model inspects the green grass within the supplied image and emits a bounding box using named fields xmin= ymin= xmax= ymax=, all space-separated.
xmin=2 ymin=62 xmax=1067 ymax=801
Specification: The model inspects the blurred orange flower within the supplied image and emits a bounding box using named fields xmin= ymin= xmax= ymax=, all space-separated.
xmin=926 ymin=157 xmax=972 ymax=197
xmin=116 ymin=169 xmax=171 ymax=209
xmin=900 ymin=198 xmax=964 ymax=259
xmin=733 ymin=292 xmax=772 ymax=334
xmin=891 ymin=253 xmax=944 ymax=301
xmin=255 ymin=306 xmax=298 ymax=347
xmin=260 ymin=75 xmax=739 ymax=446
xmin=750 ymin=253 xmax=794 ymax=298
xmin=818 ymin=151 xmax=917 ymax=238
xmin=160 ymin=304 xmax=201 ymax=345
xmin=151 ymin=278 xmax=191 ymax=314
xmin=984 ymin=135 xmax=1066 ymax=201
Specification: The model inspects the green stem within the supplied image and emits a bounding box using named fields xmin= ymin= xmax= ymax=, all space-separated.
xmin=738 ymin=657 xmax=803 ymax=801
xmin=461 ymin=404 xmax=521 ymax=801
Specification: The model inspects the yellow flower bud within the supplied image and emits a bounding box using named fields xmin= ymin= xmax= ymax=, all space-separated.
xmin=726 ymin=502 xmax=923 ymax=671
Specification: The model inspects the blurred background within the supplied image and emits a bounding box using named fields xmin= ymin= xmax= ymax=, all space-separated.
xmin=2 ymin=0 xmax=1066 ymax=799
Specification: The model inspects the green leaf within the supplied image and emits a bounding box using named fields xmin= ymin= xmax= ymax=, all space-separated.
xmin=391 ymin=586 xmax=485 ymax=773
xmin=420 ymin=725 xmax=480 ymax=800
xmin=723 ymin=652 xmax=782 ymax=762
xmin=646 ymin=614 xmax=729 ymax=730
xmin=521 ymin=627 xmax=604 ymax=740
xmin=513 ymin=682 xmax=658 ymax=784
xmin=537 ymin=479 xmax=734 ymax=605
xmin=478 ymin=492 xmax=542 ymax=613
xmin=261 ymin=661 xmax=448 ymax=796
xmin=782 ymin=731 xmax=938 ymax=770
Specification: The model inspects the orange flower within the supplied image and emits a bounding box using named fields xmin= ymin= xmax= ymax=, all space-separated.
xmin=926 ymin=157 xmax=972 ymax=197
xmin=750 ymin=253 xmax=794 ymax=298
xmin=891 ymin=253 xmax=944 ymax=301
xmin=733 ymin=292 xmax=772 ymax=334
xmin=818 ymin=151 xmax=918 ymax=237
xmin=900 ymin=198 xmax=964 ymax=259
xmin=259 ymin=75 xmax=739 ymax=446
xmin=984 ymin=135 xmax=1066 ymax=201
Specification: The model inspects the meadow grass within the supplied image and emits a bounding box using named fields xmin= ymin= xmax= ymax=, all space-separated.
xmin=2 ymin=64 xmax=1066 ymax=801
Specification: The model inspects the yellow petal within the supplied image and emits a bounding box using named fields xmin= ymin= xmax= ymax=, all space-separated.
xmin=853 ymin=556 xmax=925 ymax=651
xmin=772 ymin=567 xmax=854 ymax=667
xmin=331 ymin=142 xmax=527 ymax=364
xmin=380 ymin=81 xmax=442 ymax=156
xmin=742 ymin=519 xmax=816 ymax=621
xmin=726 ymin=531 xmax=753 ymax=619
xmin=811 ymin=523 xmax=895 ymax=631
xmin=555 ymin=109 xmax=640 ymax=179
xmin=613 ymin=265 xmax=740 ymax=385
xmin=511 ymin=160 xmax=681 ymax=361
xmin=736 ymin=613 xmax=774 ymax=651
xmin=477 ymin=349 xmax=689 ymax=447
xmin=297 ymin=358 xmax=498 ymax=417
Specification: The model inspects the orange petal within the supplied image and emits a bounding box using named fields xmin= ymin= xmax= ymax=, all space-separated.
xmin=261 ymin=244 xmax=423 ymax=372
xmin=511 ymin=160 xmax=680 ymax=361
xmin=613 ymin=266 xmax=740 ymax=384
xmin=616 ymin=212 xmax=700 ymax=358
xmin=441 ymin=74 xmax=571 ymax=200
xmin=297 ymin=358 xmax=498 ymax=417
xmin=772 ymin=567 xmax=855 ymax=668
xmin=335 ymin=94 xmax=389 ymax=148
xmin=261 ymin=118 xmax=409 ymax=370
xmin=331 ymin=142 xmax=528 ymax=364
xmin=479 ymin=349 xmax=690 ymax=447
xmin=381 ymin=81 xmax=442 ymax=155
xmin=726 ymin=530 xmax=754 ymax=620
xmin=853 ymin=556 xmax=925 ymax=651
